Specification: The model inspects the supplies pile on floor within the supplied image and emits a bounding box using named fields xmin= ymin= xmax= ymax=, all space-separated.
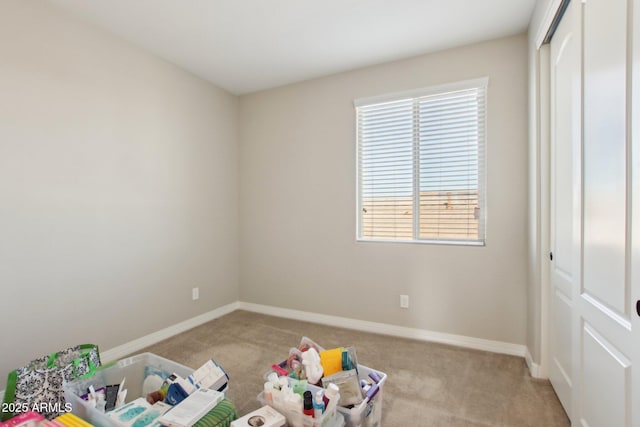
xmin=1 ymin=337 xmax=385 ymax=427
xmin=62 ymin=353 xmax=235 ymax=427
xmin=258 ymin=337 xmax=386 ymax=427
xmin=1 ymin=349 xmax=237 ymax=427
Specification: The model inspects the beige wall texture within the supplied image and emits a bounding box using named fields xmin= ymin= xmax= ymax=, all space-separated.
xmin=0 ymin=1 xmax=239 ymax=382
xmin=239 ymin=34 xmax=529 ymax=345
xmin=0 ymin=0 xmax=533 ymax=386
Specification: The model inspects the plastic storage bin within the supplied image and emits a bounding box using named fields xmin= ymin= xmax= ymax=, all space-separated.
xmin=64 ymin=353 xmax=210 ymax=427
xmin=257 ymin=385 xmax=342 ymax=427
xmin=333 ymin=365 xmax=385 ymax=427
xmin=260 ymin=364 xmax=385 ymax=427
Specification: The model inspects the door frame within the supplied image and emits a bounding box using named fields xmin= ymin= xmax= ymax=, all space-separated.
xmin=529 ymin=0 xmax=569 ymax=380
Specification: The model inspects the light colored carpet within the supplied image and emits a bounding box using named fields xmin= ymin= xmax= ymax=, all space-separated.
xmin=139 ymin=310 xmax=570 ymax=426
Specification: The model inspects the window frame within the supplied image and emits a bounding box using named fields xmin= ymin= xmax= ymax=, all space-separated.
xmin=354 ymin=77 xmax=488 ymax=246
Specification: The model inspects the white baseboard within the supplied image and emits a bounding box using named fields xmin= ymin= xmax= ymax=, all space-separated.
xmin=238 ymin=302 xmax=527 ymax=358
xmin=525 ymin=347 xmax=544 ymax=378
xmin=100 ymin=301 xmax=241 ymax=363
xmin=92 ymin=300 xmax=532 ymax=378
xmin=1 ymin=301 xmax=537 ymax=406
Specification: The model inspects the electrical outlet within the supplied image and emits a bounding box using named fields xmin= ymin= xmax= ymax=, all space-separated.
xmin=400 ymin=294 xmax=409 ymax=309
xmin=192 ymin=287 xmax=199 ymax=301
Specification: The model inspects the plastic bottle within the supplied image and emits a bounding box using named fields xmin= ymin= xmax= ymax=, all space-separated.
xmin=264 ymin=382 xmax=274 ymax=403
xmin=283 ymin=388 xmax=302 ymax=413
xmin=303 ymin=391 xmax=314 ymax=417
xmin=278 ymin=376 xmax=289 ymax=390
xmin=267 ymin=372 xmax=279 ymax=385
xmin=323 ymin=383 xmax=339 ymax=408
xmin=313 ymin=390 xmax=325 ymax=418
xmin=95 ymin=394 xmax=106 ymax=413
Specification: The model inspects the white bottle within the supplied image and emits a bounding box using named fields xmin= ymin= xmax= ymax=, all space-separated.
xmin=285 ymin=391 xmax=303 ymax=414
xmin=313 ymin=390 xmax=325 ymax=418
xmin=264 ymin=382 xmax=274 ymax=403
xmin=324 ymin=383 xmax=339 ymax=408
xmin=267 ymin=372 xmax=279 ymax=386
xmin=96 ymin=394 xmax=106 ymax=413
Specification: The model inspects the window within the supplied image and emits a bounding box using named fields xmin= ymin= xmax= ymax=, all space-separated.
xmin=355 ymin=78 xmax=487 ymax=245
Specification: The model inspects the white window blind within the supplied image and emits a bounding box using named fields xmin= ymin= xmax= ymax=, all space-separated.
xmin=355 ymin=78 xmax=487 ymax=245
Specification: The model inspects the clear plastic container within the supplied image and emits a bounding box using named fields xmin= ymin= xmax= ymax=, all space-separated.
xmin=333 ymin=365 xmax=385 ymax=427
xmin=64 ymin=353 xmax=228 ymax=427
xmin=257 ymin=386 xmax=340 ymax=427
xmin=260 ymin=364 xmax=385 ymax=427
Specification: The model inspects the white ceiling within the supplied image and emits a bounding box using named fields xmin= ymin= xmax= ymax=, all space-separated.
xmin=48 ymin=0 xmax=537 ymax=95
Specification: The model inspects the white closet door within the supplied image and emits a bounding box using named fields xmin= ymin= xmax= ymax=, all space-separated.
xmin=548 ymin=0 xmax=579 ymax=416
xmin=548 ymin=0 xmax=640 ymax=425
xmin=575 ymin=0 xmax=639 ymax=425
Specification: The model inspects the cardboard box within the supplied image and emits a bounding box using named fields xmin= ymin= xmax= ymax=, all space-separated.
xmin=231 ymin=406 xmax=285 ymax=427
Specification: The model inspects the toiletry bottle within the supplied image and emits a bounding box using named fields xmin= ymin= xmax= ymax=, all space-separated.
xmin=96 ymin=394 xmax=106 ymax=413
xmin=303 ymin=391 xmax=314 ymax=417
xmin=278 ymin=376 xmax=289 ymax=390
xmin=284 ymin=388 xmax=302 ymax=414
xmin=313 ymin=390 xmax=325 ymax=418
xmin=267 ymin=372 xmax=279 ymax=385
xmin=264 ymin=382 xmax=274 ymax=403
xmin=323 ymin=382 xmax=339 ymax=408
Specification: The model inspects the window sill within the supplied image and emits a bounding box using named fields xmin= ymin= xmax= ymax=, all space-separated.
xmin=356 ymin=238 xmax=485 ymax=247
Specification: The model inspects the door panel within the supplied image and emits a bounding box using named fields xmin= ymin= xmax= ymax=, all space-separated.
xmin=548 ymin=0 xmax=640 ymax=424
xmin=581 ymin=322 xmax=630 ymax=427
xmin=549 ymin=3 xmax=578 ymax=415
xmin=582 ymin=0 xmax=628 ymax=315
xmin=550 ymin=289 xmax=572 ymax=408
xmin=575 ymin=0 xmax=636 ymax=425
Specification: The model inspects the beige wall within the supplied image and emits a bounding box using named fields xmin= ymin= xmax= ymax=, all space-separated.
xmin=0 ymin=0 xmax=533 ymax=385
xmin=0 ymin=1 xmax=239 ymax=382
xmin=239 ymin=34 xmax=529 ymax=345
